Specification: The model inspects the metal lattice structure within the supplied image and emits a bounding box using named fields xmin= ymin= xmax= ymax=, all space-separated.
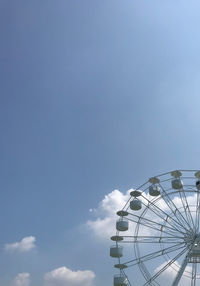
xmin=110 ymin=170 xmax=200 ymax=286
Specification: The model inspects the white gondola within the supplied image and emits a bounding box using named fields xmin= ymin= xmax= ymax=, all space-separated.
xmin=149 ymin=185 xmax=160 ymax=196
xmin=130 ymin=190 xmax=141 ymax=197
xmin=116 ymin=219 xmax=129 ymax=231
xmin=114 ymin=274 xmax=128 ymax=286
xmin=196 ymin=180 xmax=200 ymax=190
xmin=130 ymin=199 xmax=142 ymax=211
xmin=171 ymin=178 xmax=183 ymax=189
xmin=110 ymin=245 xmax=123 ymax=258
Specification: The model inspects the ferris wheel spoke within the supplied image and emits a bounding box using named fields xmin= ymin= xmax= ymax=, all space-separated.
xmin=127 ymin=214 xmax=185 ymax=237
xmin=142 ymin=205 xmax=186 ymax=236
xmin=140 ymin=194 xmax=189 ymax=233
xmin=123 ymin=242 xmax=186 ymax=267
xmin=128 ymin=211 xmax=185 ymax=236
xmin=177 ymin=188 xmax=195 ymax=231
xmin=120 ymin=235 xmax=185 ymax=244
xmin=142 ymin=245 xmax=189 ymax=286
xmin=159 ymin=184 xmax=193 ymax=232
xmin=181 ymin=189 xmax=195 ymax=230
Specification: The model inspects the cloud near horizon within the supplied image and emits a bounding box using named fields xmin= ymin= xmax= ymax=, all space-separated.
xmin=44 ymin=266 xmax=95 ymax=286
xmin=13 ymin=273 xmax=30 ymax=286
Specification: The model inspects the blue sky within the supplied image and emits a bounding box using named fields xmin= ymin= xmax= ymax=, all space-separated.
xmin=1 ymin=0 xmax=200 ymax=285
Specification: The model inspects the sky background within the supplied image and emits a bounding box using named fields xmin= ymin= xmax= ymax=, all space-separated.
xmin=1 ymin=0 xmax=200 ymax=285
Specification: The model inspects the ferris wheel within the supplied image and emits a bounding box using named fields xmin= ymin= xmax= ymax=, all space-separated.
xmin=110 ymin=170 xmax=200 ymax=286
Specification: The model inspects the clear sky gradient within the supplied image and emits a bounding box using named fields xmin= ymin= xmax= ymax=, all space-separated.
xmin=1 ymin=0 xmax=200 ymax=285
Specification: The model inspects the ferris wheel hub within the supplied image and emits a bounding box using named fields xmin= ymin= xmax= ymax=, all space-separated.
xmin=184 ymin=230 xmax=195 ymax=243
xmin=188 ymin=236 xmax=200 ymax=263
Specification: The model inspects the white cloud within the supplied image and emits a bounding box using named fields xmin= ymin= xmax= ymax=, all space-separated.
xmin=87 ymin=189 xmax=130 ymax=239
xmin=13 ymin=273 xmax=30 ymax=286
xmin=44 ymin=266 xmax=95 ymax=286
xmin=5 ymin=236 xmax=36 ymax=252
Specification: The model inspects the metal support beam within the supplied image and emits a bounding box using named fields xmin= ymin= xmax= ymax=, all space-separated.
xmin=172 ymin=254 xmax=189 ymax=286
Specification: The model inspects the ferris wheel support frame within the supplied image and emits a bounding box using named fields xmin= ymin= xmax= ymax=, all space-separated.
xmin=172 ymin=253 xmax=190 ymax=286
xmin=172 ymin=238 xmax=198 ymax=286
